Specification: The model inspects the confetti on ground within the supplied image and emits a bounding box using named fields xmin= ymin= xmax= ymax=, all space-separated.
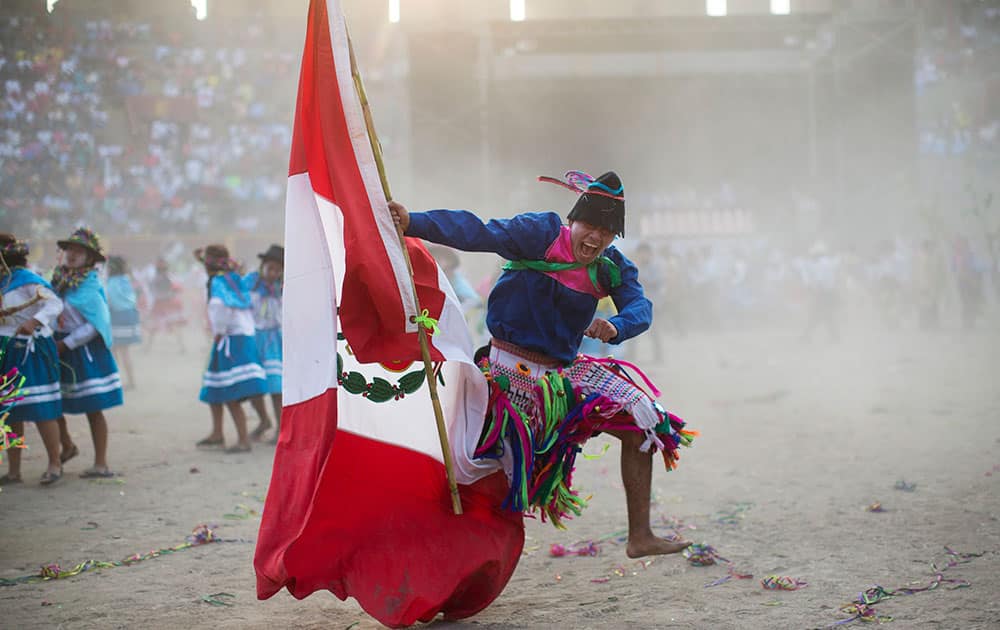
xmin=683 ymin=543 xmax=725 ymax=567
xmin=761 ymin=575 xmax=809 ymax=591
xmin=681 ymin=543 xmax=754 ymax=588
xmin=826 ymin=547 xmax=983 ymax=627
xmin=236 ymin=490 xmax=267 ymax=503
xmin=550 ymin=541 xmax=600 ymax=557
xmin=201 ymin=592 xmax=236 ymax=606
xmin=590 ymin=559 xmax=655 ymax=583
xmin=893 ymin=480 xmax=917 ymax=492
xmin=713 ymin=502 xmax=753 ymax=526
xmin=80 ymin=522 xmax=99 ymax=530
xmin=90 ymin=478 xmax=126 ymax=486
xmin=866 ymin=502 xmax=886 ymax=513
xmin=223 ymin=504 xmax=260 ymax=520
xmin=0 ymin=524 xmax=250 ymax=587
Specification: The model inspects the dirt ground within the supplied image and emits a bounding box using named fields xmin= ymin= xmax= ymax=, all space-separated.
xmin=1 ymin=323 xmax=998 ymax=629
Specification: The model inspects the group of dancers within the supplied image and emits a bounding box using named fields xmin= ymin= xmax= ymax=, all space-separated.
xmin=0 ymin=230 xmax=285 ymax=486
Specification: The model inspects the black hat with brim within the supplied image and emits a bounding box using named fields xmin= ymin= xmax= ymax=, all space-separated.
xmin=257 ymin=244 xmax=284 ymax=265
xmin=57 ymin=228 xmax=107 ymax=262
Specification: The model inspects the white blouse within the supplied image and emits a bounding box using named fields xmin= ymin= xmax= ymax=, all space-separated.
xmin=0 ymin=282 xmax=63 ymax=339
xmin=55 ymin=302 xmax=98 ymax=349
xmin=207 ymin=297 xmax=256 ymax=337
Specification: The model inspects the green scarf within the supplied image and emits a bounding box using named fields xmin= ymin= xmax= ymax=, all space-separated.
xmin=503 ymin=256 xmax=621 ymax=293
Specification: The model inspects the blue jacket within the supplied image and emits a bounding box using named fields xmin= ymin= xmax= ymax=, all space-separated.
xmin=407 ymin=210 xmax=651 ymax=364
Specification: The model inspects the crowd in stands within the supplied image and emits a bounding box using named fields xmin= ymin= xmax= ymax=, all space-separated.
xmin=915 ymin=0 xmax=999 ymax=160
xmin=1 ymin=9 xmax=297 ymax=238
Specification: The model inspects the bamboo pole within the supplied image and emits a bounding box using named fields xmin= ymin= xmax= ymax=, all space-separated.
xmin=348 ymin=33 xmax=463 ymax=515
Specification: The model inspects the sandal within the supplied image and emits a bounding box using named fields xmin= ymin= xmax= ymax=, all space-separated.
xmin=224 ymin=444 xmax=252 ymax=454
xmin=196 ymin=437 xmax=225 ymax=448
xmin=0 ymin=474 xmax=23 ymax=485
xmin=60 ymin=444 xmax=79 ymax=464
xmin=40 ymin=469 xmax=63 ymax=485
xmin=79 ymin=467 xmax=116 ymax=479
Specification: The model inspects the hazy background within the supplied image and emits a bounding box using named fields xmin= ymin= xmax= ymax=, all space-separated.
xmin=2 ymin=0 xmax=998 ymax=338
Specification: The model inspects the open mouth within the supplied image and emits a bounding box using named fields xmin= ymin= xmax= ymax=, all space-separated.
xmin=580 ymin=243 xmax=600 ymax=258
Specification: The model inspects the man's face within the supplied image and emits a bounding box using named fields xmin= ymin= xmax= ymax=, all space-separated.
xmin=62 ymin=244 xmax=91 ymax=269
xmin=569 ymin=220 xmax=615 ymax=264
xmin=261 ymin=260 xmax=283 ymax=282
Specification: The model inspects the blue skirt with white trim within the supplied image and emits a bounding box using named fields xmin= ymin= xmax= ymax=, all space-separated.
xmin=110 ymin=308 xmax=143 ymax=346
xmin=56 ymin=334 xmax=124 ymax=415
xmin=199 ymin=334 xmax=268 ymax=404
xmin=0 ymin=335 xmax=62 ymax=422
xmin=255 ymin=327 xmax=282 ymax=395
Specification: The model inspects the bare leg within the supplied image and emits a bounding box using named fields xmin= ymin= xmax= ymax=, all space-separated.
xmin=115 ymin=346 xmax=135 ymax=390
xmin=198 ymin=403 xmax=226 ymax=445
xmin=57 ymin=416 xmax=76 ymax=454
xmin=607 ymin=429 xmax=691 ymax=558
xmin=248 ymin=395 xmax=272 ymax=440
xmin=86 ymin=411 xmax=110 ymax=471
xmin=225 ymin=400 xmax=251 ymax=449
xmin=270 ymin=393 xmax=282 ymax=426
xmin=269 ymin=393 xmax=282 ymax=444
xmin=35 ymin=420 xmax=63 ymax=476
xmin=5 ymin=420 xmax=24 ymax=479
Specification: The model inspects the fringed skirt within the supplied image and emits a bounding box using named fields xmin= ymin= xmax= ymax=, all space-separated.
xmin=56 ymin=333 xmax=124 ymax=415
xmin=110 ymin=308 xmax=142 ymax=346
xmin=0 ymin=335 xmax=62 ymax=422
xmin=254 ymin=327 xmax=282 ymax=395
xmin=476 ymin=344 xmax=696 ymax=528
xmin=199 ymin=334 xmax=268 ymax=404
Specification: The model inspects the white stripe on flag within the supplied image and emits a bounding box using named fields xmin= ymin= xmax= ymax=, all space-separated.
xmin=325 ymin=0 xmax=416 ymax=331
xmin=283 ymin=174 xmax=341 ymax=406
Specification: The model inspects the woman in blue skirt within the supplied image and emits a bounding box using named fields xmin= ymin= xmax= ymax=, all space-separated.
xmin=52 ymin=228 xmax=123 ymax=479
xmin=244 ymin=244 xmax=283 ymax=442
xmin=106 ymin=255 xmax=141 ymax=390
xmin=0 ymin=233 xmax=66 ymax=485
xmin=195 ymin=244 xmax=267 ymax=453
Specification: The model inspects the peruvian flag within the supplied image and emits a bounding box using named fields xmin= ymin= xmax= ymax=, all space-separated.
xmin=253 ymin=0 xmax=524 ymax=627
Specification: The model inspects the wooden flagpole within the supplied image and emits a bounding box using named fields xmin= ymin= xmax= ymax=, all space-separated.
xmin=347 ymin=33 xmax=464 ymax=515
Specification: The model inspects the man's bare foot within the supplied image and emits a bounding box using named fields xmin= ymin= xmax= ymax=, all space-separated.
xmin=626 ymin=535 xmax=692 ymax=558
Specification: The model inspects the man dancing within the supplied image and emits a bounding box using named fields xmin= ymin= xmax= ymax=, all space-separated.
xmin=390 ymin=170 xmax=696 ymax=557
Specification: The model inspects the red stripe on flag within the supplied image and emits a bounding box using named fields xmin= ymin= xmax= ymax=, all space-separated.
xmin=256 ymin=1 xmax=520 ymax=625
xmin=288 ymin=0 xmax=445 ymax=363
xmin=255 ymin=391 xmax=523 ymax=627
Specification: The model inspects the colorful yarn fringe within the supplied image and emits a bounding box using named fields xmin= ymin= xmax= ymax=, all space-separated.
xmin=475 ymin=355 xmax=695 ymax=528
xmin=0 ymin=524 xmax=246 ymax=587
xmin=0 ymin=367 xmax=27 ymax=464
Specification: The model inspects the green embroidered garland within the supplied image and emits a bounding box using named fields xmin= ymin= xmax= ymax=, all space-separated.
xmin=336 ymin=352 xmax=426 ymax=403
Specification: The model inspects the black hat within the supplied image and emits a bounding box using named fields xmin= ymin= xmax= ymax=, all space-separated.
xmin=57 ymin=227 xmax=107 ymax=262
xmin=540 ymin=171 xmax=625 ymax=237
xmin=257 ymin=244 xmax=284 ymax=265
